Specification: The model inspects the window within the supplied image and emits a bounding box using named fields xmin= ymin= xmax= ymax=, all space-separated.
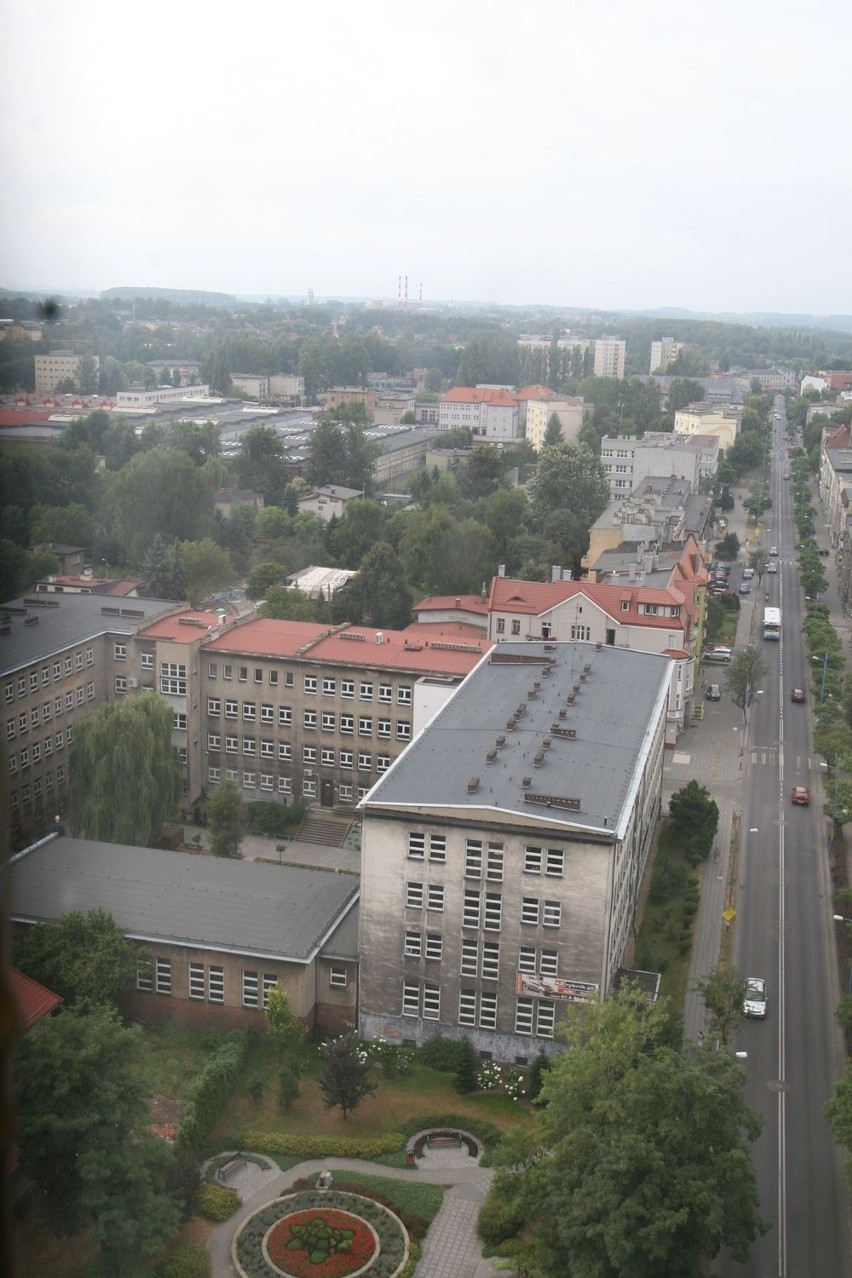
xmin=486 ymin=842 xmax=504 ymax=880
xmin=338 ymin=782 xmax=353 ymax=801
xmin=408 ymin=832 xmax=425 ymax=860
xmin=321 ymin=712 xmax=336 ymax=732
xmin=536 ymin=1002 xmax=555 ymax=1037
xmin=518 ymin=945 xmax=537 ymax=973
xmin=243 ymin=702 xmax=256 ymax=721
xmin=65 ymin=691 xmax=73 ymax=709
xmin=402 ymin=980 xmax=420 ymax=1017
xmin=285 ymin=671 xmax=294 ymax=687
xmin=243 ymin=738 xmax=256 ymax=755
xmin=225 ymin=735 xmax=238 ymax=753
xmin=377 ymin=754 xmax=390 ymax=772
xmin=5 ymin=719 xmax=14 ymax=740
xmin=377 ymin=718 xmax=391 ymax=738
xmin=524 ymin=846 xmax=542 ymax=874
xmin=463 ymin=890 xmax=481 ymax=929
xmin=461 ymin=939 xmax=478 ymax=976
xmin=225 ymin=767 xmax=238 ymax=781
xmin=209 ymin=966 xmax=224 ymax=1003
xmin=304 ymin=676 xmax=317 ymax=695
xmin=378 ymin=683 xmax=392 ymax=703
xmin=322 ymin=677 xmax=336 ymax=695
xmin=278 ymin=707 xmax=292 ymax=727
xmin=482 ymin=940 xmax=500 ymax=979
xmin=238 ymin=666 xmax=248 ymax=682
xmin=423 ymin=982 xmax=440 ymax=1020
xmin=207 ymin=662 xmax=218 ymax=678
xmin=208 ymin=697 xmax=221 ymax=716
xmin=44 ymin=737 xmax=52 ymax=757
xmin=254 ymin=668 xmax=263 ymax=684
xmin=511 ymin=619 xmax=521 ymax=636
xmin=515 ymin=998 xmax=534 ymax=1035
xmin=303 ymin=710 xmax=317 ymax=730
xmin=321 ymin=747 xmax=335 ymax=766
xmin=31 ymin=706 xmax=41 ymax=727
xmin=303 ymin=745 xmax=317 ymax=763
xmin=260 ymin=773 xmax=274 ymax=791
xmin=189 ymin=962 xmax=205 ymax=1000
xmin=540 ymin=949 xmax=558 ymax=977
xmin=358 ymin=716 xmax=372 ymax=736
xmin=137 ymin=962 xmax=153 ymax=992
xmin=360 ymin=681 xmax=373 ymax=700
xmin=262 ymin=973 xmax=278 ymax=1008
xmin=427 ymin=884 xmax=444 ymax=912
xmin=357 ymin=752 xmax=372 ymax=771
xmin=4 ymin=683 xmax=12 ymax=704
xmin=8 ymin=754 xmax=16 ymax=775
xmin=570 ymin=624 xmax=590 ymax=641
xmin=114 ymin=643 xmax=126 ymax=661
xmin=278 ymin=776 xmax=292 ymax=794
xmin=341 ymin=679 xmax=354 ymax=699
xmin=64 ymin=657 xmax=72 ymax=676
xmin=225 ymin=699 xmax=238 ymax=719
xmin=543 ymin=901 xmax=561 ymax=928
xmin=74 ymin=652 xmax=83 ymax=671
xmin=329 ymin=965 xmax=347 ymax=988
xmin=55 ymin=729 xmax=64 ymax=750
xmin=522 ymin=898 xmax=540 ymax=925
xmin=29 ymin=671 xmax=39 ymax=692
xmin=396 ymin=721 xmax=411 ymax=741
xmin=223 ymin=664 xmax=233 ymax=680
xmin=496 ymin=618 xmax=505 ymax=634
xmin=243 ymin=771 xmax=256 ymax=788
xmin=76 ymin=686 xmax=84 ymax=705
xmin=339 ymin=749 xmax=353 ymax=769
xmin=242 ymin=971 xmax=259 ymax=1007
xmin=397 ymin=686 xmax=412 ymax=705
xmin=208 ymin=766 xmax=221 ymax=783
xmin=261 ymin=739 xmax=274 ymax=757
xmin=425 ymin=932 xmax=442 ymax=960
xmin=155 ymin=958 xmax=172 ymax=995
xmin=546 ymin=849 xmax=564 ymax=877
xmin=115 ymin=675 xmax=127 ymax=695
xmin=479 ymin=991 xmax=498 ymax=1029
xmin=404 ymin=929 xmax=422 ymax=957
xmin=406 ymin=881 xmax=424 ymax=909
xmin=459 ymin=990 xmax=476 ymax=1026
xmin=43 ymin=700 xmax=51 ymax=721
xmin=465 ymin=840 xmax=482 ymax=878
xmin=484 ymin=894 xmax=502 ymax=931
xmin=20 ymin=747 xmax=29 ymax=768
xmin=173 ymin=710 xmax=186 ymax=730
xmin=18 ymin=676 xmax=27 ymax=696
xmin=428 ymin=835 xmax=446 ymax=862
xmin=269 ymin=670 xmax=279 ymax=686
xmin=54 ymin=661 xmax=62 ymax=680
xmin=340 ymin=714 xmax=354 ymax=734
xmin=160 ymin=662 xmax=186 ymax=695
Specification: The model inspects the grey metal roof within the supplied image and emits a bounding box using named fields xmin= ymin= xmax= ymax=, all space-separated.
xmin=10 ymin=837 xmax=360 ymax=964
xmin=0 ymin=593 xmax=176 ymax=677
xmin=319 ymin=902 xmax=360 ymax=960
xmin=361 ymin=641 xmax=670 ymax=838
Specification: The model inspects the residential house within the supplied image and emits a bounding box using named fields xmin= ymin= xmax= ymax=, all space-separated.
xmin=297 ymin=486 xmax=363 ymax=523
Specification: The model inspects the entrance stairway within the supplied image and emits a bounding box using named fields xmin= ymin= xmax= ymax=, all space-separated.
xmin=295 ymin=812 xmax=353 ymax=847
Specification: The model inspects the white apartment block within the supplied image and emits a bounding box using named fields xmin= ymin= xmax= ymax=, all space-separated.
xmin=600 ymin=432 xmax=707 ymax=497
xmin=593 ymin=338 xmax=626 ymax=380
xmin=650 ymin=339 xmax=684 ymax=374
xmin=525 ymin=397 xmax=588 ymax=450
xmin=438 ymin=388 xmax=519 ymax=441
xmin=35 ymin=351 xmax=99 ymax=395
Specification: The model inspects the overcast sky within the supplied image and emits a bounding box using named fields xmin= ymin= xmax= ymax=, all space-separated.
xmin=2 ymin=0 xmax=849 ymax=315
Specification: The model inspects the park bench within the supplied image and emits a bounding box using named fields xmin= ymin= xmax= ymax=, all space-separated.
xmin=217 ymin=1153 xmax=246 ymax=1183
xmin=427 ymin=1131 xmax=463 ymax=1148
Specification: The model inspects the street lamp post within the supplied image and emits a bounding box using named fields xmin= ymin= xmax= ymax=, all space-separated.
xmin=813 ymin=651 xmax=829 ymax=703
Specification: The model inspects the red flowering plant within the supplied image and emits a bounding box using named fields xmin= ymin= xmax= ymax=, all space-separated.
xmin=266 ymin=1208 xmax=377 ymax=1278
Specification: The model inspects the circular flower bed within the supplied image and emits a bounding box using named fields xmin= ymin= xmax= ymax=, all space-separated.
xmin=265 ymin=1208 xmax=377 ymax=1278
xmin=234 ymin=1191 xmax=409 ymax=1278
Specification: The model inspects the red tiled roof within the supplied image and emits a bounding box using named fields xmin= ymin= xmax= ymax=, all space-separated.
xmin=413 ymin=594 xmax=489 ymax=615
xmin=488 ymin=577 xmax=689 ymax=630
xmin=402 ymin=621 xmax=490 ymax=643
xmin=136 ymin=609 xmax=224 ymax=642
xmin=514 ymin=384 xmax=559 ymax=401
xmin=440 ymin=387 xmax=517 ymax=407
xmin=11 ymin=968 xmax=62 ymax=1030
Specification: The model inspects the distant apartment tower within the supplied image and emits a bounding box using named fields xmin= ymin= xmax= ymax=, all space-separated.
xmin=649 ymin=339 xmax=684 ymax=374
xmin=593 ymin=338 xmax=626 ymax=380
xmin=34 ymin=351 xmax=99 ymax=395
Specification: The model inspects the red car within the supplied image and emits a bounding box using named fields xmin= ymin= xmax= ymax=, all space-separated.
xmin=791 ymin=786 xmax=810 ymax=806
xmin=791 ymin=688 xmax=806 ymax=703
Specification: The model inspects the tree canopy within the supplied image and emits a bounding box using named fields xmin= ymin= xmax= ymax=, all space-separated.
xmin=69 ymin=693 xmax=180 ymax=846
xmin=527 ymin=443 xmax=609 ymax=573
xmin=13 ymin=908 xmax=143 ymax=1010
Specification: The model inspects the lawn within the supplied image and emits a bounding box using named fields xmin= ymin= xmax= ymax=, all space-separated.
xmin=634 ymin=819 xmax=701 ymax=1011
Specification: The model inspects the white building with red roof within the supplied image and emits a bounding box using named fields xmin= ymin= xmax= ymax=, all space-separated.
xmin=438 ymin=387 xmax=519 ymax=440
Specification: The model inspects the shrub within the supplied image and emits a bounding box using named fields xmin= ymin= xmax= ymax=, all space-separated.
xmin=244 ymin=1131 xmax=403 ymax=1159
xmin=395 ymin=1113 xmax=503 ymax=1149
xmin=162 ymin=1243 xmax=211 ymax=1278
xmin=452 ymin=1038 xmax=479 ymax=1093
xmin=177 ymin=1028 xmax=255 ymax=1154
xmin=419 ymin=1034 xmax=468 ymax=1073
xmin=277 ymin=1064 xmax=300 ymax=1110
xmin=649 ymin=856 xmax=691 ymax=903
xmin=527 ymin=1049 xmax=553 ymax=1103
xmin=477 ymin=1190 xmax=527 ymax=1246
xmin=199 ymin=1182 xmax=241 ymax=1222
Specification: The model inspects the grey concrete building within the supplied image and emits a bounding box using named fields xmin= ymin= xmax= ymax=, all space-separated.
xmin=358 ymin=641 xmax=669 ymax=1061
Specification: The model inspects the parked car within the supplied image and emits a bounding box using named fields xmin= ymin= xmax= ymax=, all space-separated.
xmin=705 ymin=646 xmax=733 ymax=664
xmin=791 ymin=688 xmax=806 ymax=703
xmin=706 ymin=684 xmax=722 ymax=701
xmin=791 ymin=785 xmax=810 ymax=806
xmin=744 ymin=977 xmax=767 ymax=1018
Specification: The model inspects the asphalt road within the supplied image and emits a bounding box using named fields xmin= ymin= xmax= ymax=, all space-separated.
xmin=716 ymin=399 xmax=850 ymax=1278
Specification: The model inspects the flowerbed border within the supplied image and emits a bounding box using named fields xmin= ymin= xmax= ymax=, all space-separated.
xmin=263 ymin=1206 xmax=379 ymax=1278
xmin=233 ymin=1191 xmax=410 ymax=1278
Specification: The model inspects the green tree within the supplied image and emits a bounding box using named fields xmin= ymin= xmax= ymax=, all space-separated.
xmin=15 ymin=1005 xmax=182 ymax=1262
xmin=14 ymin=908 xmax=144 ymax=1010
xmin=457 ymin=447 xmax=507 ymax=500
xmin=247 ymin=561 xmax=285 ymax=600
xmin=714 ymin=531 xmax=740 ymax=561
xmin=207 ymin=778 xmax=243 ymax=858
xmin=827 ymin=1063 xmax=852 ymax=1175
xmin=29 ymin=501 xmax=94 ymax=550
xmin=257 ymin=586 xmax=319 ymax=621
xmin=264 ymin=986 xmax=305 ymax=1065
xmin=668 ymin=779 xmax=719 ymax=865
xmin=527 ymin=443 xmax=609 ymax=573
xmin=236 ymin=425 xmax=289 ymax=501
xmin=726 ymin=645 xmax=767 ymax=714
xmin=318 ymin=1032 xmax=377 ymax=1120
xmin=180 ymin=537 xmax=234 ymax=605
xmin=696 ymin=966 xmax=748 ymax=1047
xmin=69 ymin=694 xmax=180 ymax=846
xmin=330 ymin=542 xmax=412 ymax=629
xmin=480 ymin=987 xmax=765 ymax=1278
xmin=102 ymin=448 xmax=214 ymax=565
xmin=543 ymin=412 xmax=564 ymax=446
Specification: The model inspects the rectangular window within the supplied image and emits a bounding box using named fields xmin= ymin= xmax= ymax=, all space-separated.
xmin=429 ymin=835 xmax=446 ymax=862
xmin=396 ymin=722 xmax=411 ymax=741
xmin=189 ymin=962 xmax=205 ymax=1000
xmin=423 ymin=982 xmax=440 ymax=1021
xmin=329 ymin=966 xmax=347 ymax=988
xmin=242 ymin=971 xmax=259 ymax=1007
xmin=114 ymin=642 xmax=127 ymax=661
xmin=223 ymin=664 xmax=233 ymax=680
xmin=225 ymin=735 xmax=238 ymax=753
xmin=397 ymin=686 xmax=412 ymax=705
xmin=64 ymin=657 xmax=72 ymax=676
xmin=278 ymin=707 xmax=292 ymax=726
xmin=65 ymin=691 xmax=73 ymax=710
xmin=8 ymin=754 xmax=16 ymax=774
xmin=496 ymin=618 xmax=506 ymax=634
xmin=20 ymin=747 xmax=29 ymax=768
xmin=402 ymin=979 xmax=420 ymax=1017
xmin=209 ymin=966 xmax=224 ymax=1003
xmin=360 ymin=681 xmax=373 ymax=700
xmin=254 ymin=668 xmax=264 ymax=684
xmin=139 ymin=652 xmax=153 ymax=671
xmin=511 ymin=619 xmax=521 ymax=636
xmin=465 ymin=840 xmax=482 ymax=878
xmin=55 ymin=729 xmax=64 ymax=750
xmin=461 ymin=938 xmax=478 ymax=976
xmin=304 ymin=676 xmax=317 ymax=695
xmin=208 ymin=766 xmax=221 ymax=783
xmin=484 ymin=894 xmax=502 ymax=931
xmin=278 ymin=775 xmax=292 ymax=794
xmin=238 ymin=666 xmax=248 ymax=682
xmin=338 ymin=782 xmax=353 ymax=800
xmin=479 ymin=991 xmax=498 ymax=1029
xmin=463 ymin=890 xmax=481 ymax=929
xmin=377 ymin=718 xmax=391 ymax=738
xmin=404 ymin=929 xmax=422 ymax=957
xmin=406 ymin=881 xmax=424 ymax=909
xmin=524 ymin=846 xmax=542 ymax=874
xmin=74 ymin=652 xmax=83 ymax=671
xmin=261 ymin=739 xmax=274 ymax=757
xmin=208 ymin=697 xmax=221 ymax=716
xmin=18 ymin=675 xmax=27 ymax=696
xmin=303 ymin=710 xmax=317 ymax=730
xmin=155 ymin=958 xmax=172 ymax=995
xmin=173 ymin=710 xmax=186 ymax=730
xmin=459 ymin=989 xmax=476 ymax=1025
xmin=225 ymin=699 xmax=238 ymax=718
xmin=340 ymin=714 xmax=354 ymax=734
xmin=322 ymin=677 xmax=336 ymax=696
xmin=486 ymin=842 xmax=504 ymax=881
xmin=341 ymin=679 xmax=354 ymax=699
xmin=321 ymin=712 xmax=336 ymax=732
xmin=408 ymin=832 xmax=425 ymax=860
xmin=425 ymin=932 xmax=442 ymax=960
xmin=546 ymin=849 xmax=564 ymax=877
xmin=536 ymin=1002 xmax=555 ymax=1037
xmin=358 ymin=716 xmax=372 ymax=736
xmin=378 ymin=683 xmax=392 ymax=703
xmin=243 ymin=738 xmax=256 ymax=755
xmin=260 ymin=773 xmax=274 ymax=791
xmin=76 ymin=686 xmax=84 ymax=704
xmin=4 ymin=683 xmax=13 ymax=704
xmin=303 ymin=745 xmax=317 ymax=763
xmin=43 ymin=701 xmax=51 ymax=721
xmin=540 ymin=949 xmax=559 ymax=977
xmin=285 ymin=671 xmax=294 ymax=687
xmin=321 ymin=747 xmax=335 ymax=766
xmin=269 ymin=670 xmax=279 ymax=686
xmin=482 ymin=940 xmax=500 ymax=979
xmin=522 ymin=898 xmax=540 ymax=925
xmin=339 ymin=750 xmax=353 ymax=769
xmin=5 ymin=719 xmax=14 ymax=740
xmin=207 ymin=662 xmax=218 ymax=678
xmin=427 ymin=884 xmax=444 ymax=912
xmin=357 ymin=752 xmax=372 ymax=771
xmin=260 ymin=704 xmax=274 ymax=724
xmin=377 ymin=754 xmax=390 ymax=772
xmin=115 ymin=676 xmax=127 ymax=695
xmin=243 ymin=771 xmax=256 ymax=788
xmin=44 ymin=737 xmax=53 ymax=758
xmin=160 ymin=662 xmax=186 ymax=696
xmin=515 ymin=998 xmax=534 ymax=1035
xmin=137 ymin=962 xmax=153 ymax=992
xmin=243 ymin=702 xmax=256 ymax=721
xmin=53 ymin=661 xmax=62 ymax=681
xmin=30 ymin=671 xmax=39 ymax=692
xmin=32 ymin=706 xmax=41 ymax=726
xmin=518 ymin=945 xmax=537 ymax=973
xmin=262 ymin=974 xmax=278 ymax=1008
xmin=543 ymin=901 xmax=562 ymax=928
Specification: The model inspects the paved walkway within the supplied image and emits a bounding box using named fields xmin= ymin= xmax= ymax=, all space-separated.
xmin=206 ymin=1145 xmax=500 ymax=1278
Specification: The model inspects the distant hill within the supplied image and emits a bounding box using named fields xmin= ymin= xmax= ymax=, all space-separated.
xmin=100 ymin=286 xmax=238 ymax=308
xmin=633 ymin=306 xmax=852 ymax=334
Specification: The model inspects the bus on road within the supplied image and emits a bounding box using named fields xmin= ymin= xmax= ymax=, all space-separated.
xmin=763 ymin=606 xmax=781 ymax=640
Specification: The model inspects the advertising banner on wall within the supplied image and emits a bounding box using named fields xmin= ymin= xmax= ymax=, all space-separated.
xmin=514 ymin=973 xmax=599 ymax=1002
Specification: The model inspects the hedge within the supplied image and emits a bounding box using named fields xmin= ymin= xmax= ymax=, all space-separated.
xmin=394 ymin=1112 xmax=504 ymax=1149
xmin=243 ymin=1130 xmax=404 ymax=1159
xmin=177 ymin=1027 xmax=255 ymax=1154
xmin=161 ymin=1243 xmax=211 ymax=1278
xmin=198 ymin=1182 xmax=241 ymax=1222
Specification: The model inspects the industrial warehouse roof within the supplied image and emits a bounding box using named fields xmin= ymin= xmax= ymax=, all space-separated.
xmin=361 ymin=641 xmax=670 ymax=839
xmin=10 ymin=838 xmax=359 ymax=965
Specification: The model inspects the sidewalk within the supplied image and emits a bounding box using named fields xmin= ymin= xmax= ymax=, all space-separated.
xmin=206 ymin=1149 xmax=499 ymax=1278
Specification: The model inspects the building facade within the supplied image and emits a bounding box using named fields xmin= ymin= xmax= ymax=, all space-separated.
xmin=358 ymin=641 xmax=669 ymax=1059
xmin=525 ymin=397 xmax=588 ymax=449
xmin=649 ymin=339 xmax=684 ymax=374
xmin=593 ymin=338 xmax=626 ymax=380
xmin=438 ymin=388 xmax=520 ymax=440
xmin=34 ymin=351 xmax=99 ymax=395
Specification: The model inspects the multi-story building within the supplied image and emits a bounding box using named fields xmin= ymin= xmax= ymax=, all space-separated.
xmin=116 ymin=385 xmax=211 ymax=410
xmin=269 ymin=374 xmax=305 ymax=401
xmin=373 ymin=391 xmax=416 ymax=425
xmin=1 ymin=592 xmax=177 ymax=840
xmin=297 ymin=486 xmax=363 ymax=523
xmin=649 ymin=339 xmax=684 ymax=374
xmin=525 ymin=396 xmax=588 ymax=450
xmin=322 ymin=387 xmax=377 ymax=415
xmin=673 ymin=402 xmax=742 ymax=452
xmin=34 ymin=351 xmax=99 ymax=394
xmin=358 ymin=641 xmax=670 ymax=1058
xmin=818 ymin=422 xmax=852 ymax=549
xmin=593 ymin=337 xmax=626 ymax=380
xmin=438 ymin=388 xmax=519 ymax=441
xmin=747 ymin=368 xmax=796 ymax=392
xmin=600 ymin=432 xmax=712 ymax=497
xmin=199 ymin=619 xmax=492 ymax=810
xmin=230 ymin=373 xmax=270 ymax=400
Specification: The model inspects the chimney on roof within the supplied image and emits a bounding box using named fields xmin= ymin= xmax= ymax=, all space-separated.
xmin=497 ymin=564 xmax=506 ymax=578
xmin=455 ymin=598 xmax=461 ymax=608
xmin=551 ymin=565 xmax=561 ymax=582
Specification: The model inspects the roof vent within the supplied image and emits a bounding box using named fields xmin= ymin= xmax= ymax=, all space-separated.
xmin=486 ymin=748 xmax=497 ymax=764
xmin=24 ymin=616 xmax=39 ymax=626
xmin=542 ymin=737 xmax=552 ymax=750
xmin=534 ymin=749 xmax=545 ymax=767
xmin=559 ymin=708 xmax=567 ymax=720
xmin=467 ymin=776 xmax=480 ymax=793
xmin=496 ymin=734 xmax=506 ymax=749
xmin=573 ymin=684 xmax=581 ymax=694
xmin=583 ymin=663 xmax=592 ymax=674
xmin=522 ymin=776 xmax=532 ymax=788
xmin=506 ymin=717 xmax=517 ymax=731
xmin=596 ymin=641 xmax=603 ymax=650
xmin=541 ymin=666 xmax=551 ymax=677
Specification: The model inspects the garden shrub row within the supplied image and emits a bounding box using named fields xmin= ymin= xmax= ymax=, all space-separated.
xmin=198 ymin=1182 xmax=241 ymax=1222
xmin=159 ymin=1243 xmax=211 ymax=1278
xmin=244 ymin=1129 xmax=404 ymax=1159
xmin=177 ymin=1027 xmax=255 ymax=1154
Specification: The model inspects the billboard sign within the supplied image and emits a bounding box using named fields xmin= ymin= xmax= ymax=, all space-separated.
xmin=514 ymin=972 xmax=599 ymax=1003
